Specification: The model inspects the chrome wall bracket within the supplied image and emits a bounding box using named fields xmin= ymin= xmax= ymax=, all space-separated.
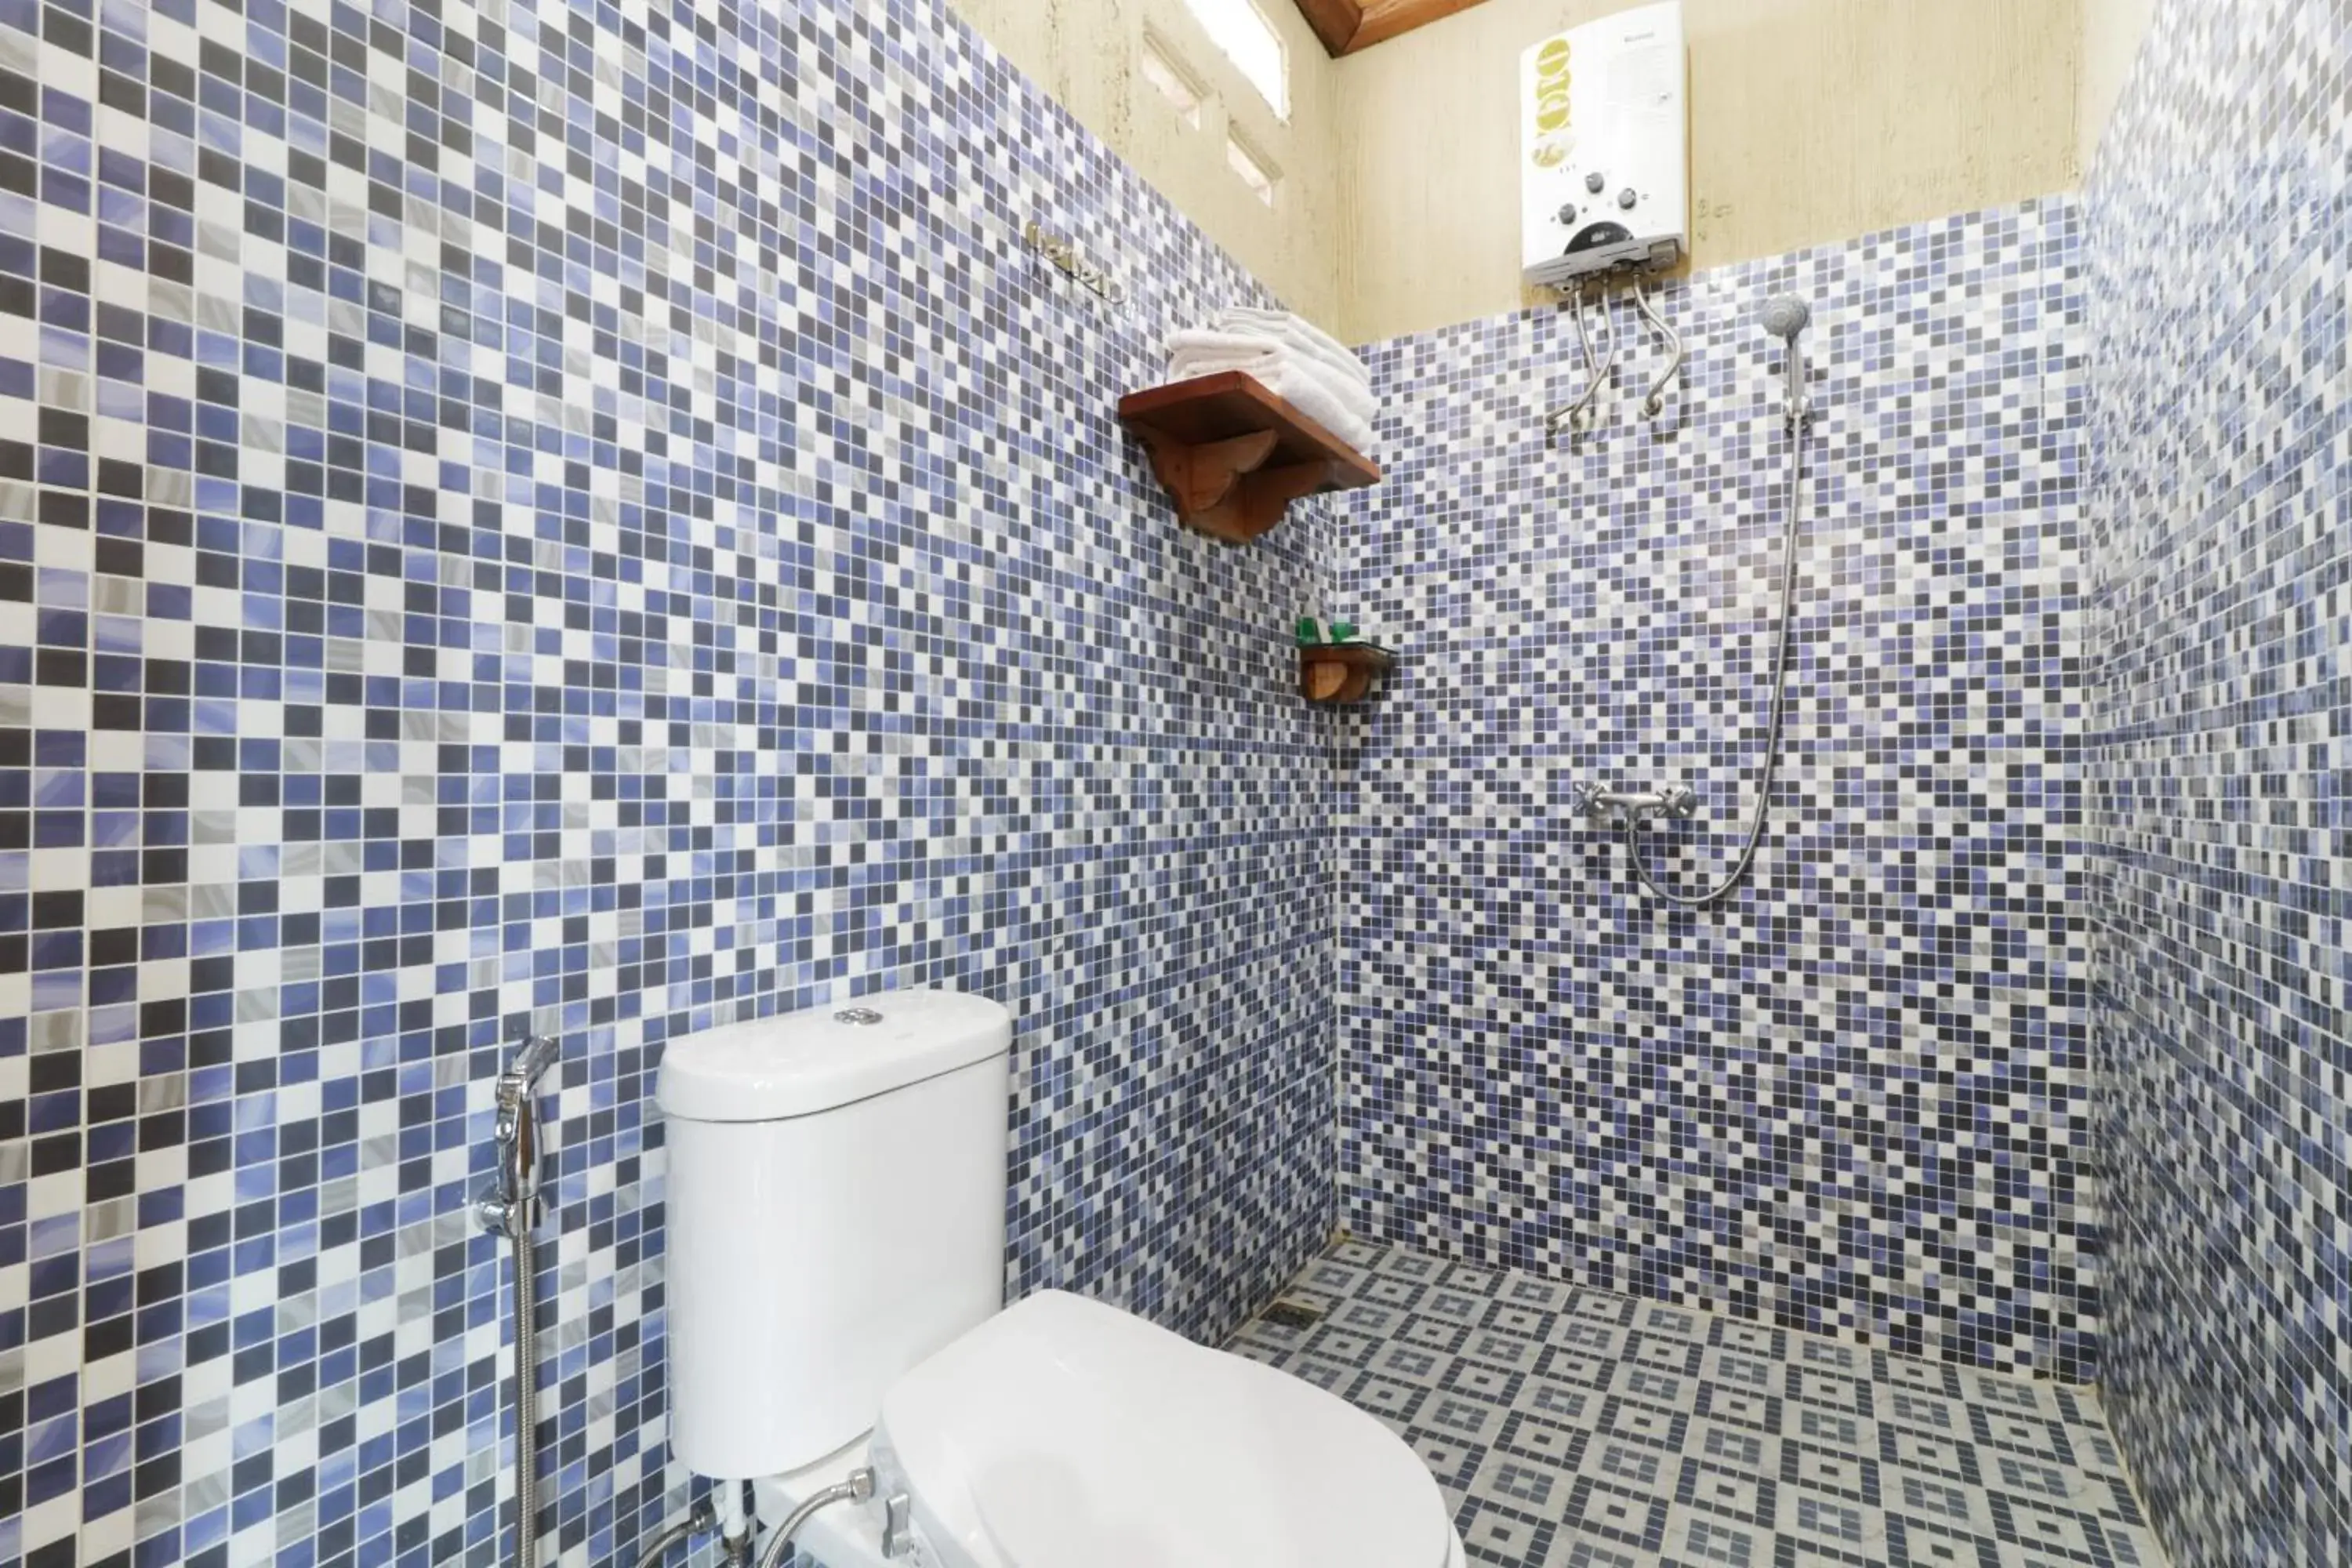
xmin=1022 ymin=220 xmax=1124 ymax=305
xmin=477 ymin=1032 xmax=559 ymax=1240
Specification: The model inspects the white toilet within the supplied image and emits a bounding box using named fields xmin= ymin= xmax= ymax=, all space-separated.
xmin=657 ymin=986 xmax=1468 ymax=1568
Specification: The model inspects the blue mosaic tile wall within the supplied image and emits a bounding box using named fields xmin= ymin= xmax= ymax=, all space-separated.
xmin=1331 ymin=198 xmax=2096 ymax=1384
xmin=0 ymin=0 xmax=1341 ymax=1559
xmin=2082 ymin=0 xmax=2352 ymax=1562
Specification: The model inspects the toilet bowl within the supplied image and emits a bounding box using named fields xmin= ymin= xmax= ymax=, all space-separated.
xmin=753 ymin=1290 xmax=1467 ymax=1568
xmin=656 ymin=989 xmax=1468 ymax=1568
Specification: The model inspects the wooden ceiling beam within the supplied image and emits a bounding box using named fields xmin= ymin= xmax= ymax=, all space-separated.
xmin=1290 ymin=0 xmax=1365 ymax=56
xmin=1291 ymin=0 xmax=1490 ymax=57
xmin=1347 ymin=0 xmax=1490 ymax=53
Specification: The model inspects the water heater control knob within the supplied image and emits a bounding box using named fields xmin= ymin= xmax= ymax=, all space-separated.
xmin=1556 ymin=202 xmax=1577 ymax=224
xmin=1617 ymin=187 xmax=1638 ymax=209
xmin=1585 ymin=171 xmax=1606 ymax=194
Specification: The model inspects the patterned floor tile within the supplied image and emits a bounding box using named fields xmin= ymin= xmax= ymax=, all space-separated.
xmin=1234 ymin=1240 xmax=2170 ymax=1568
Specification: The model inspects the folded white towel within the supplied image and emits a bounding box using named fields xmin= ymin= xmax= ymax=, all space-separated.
xmin=1166 ymin=330 xmax=1379 ymax=424
xmin=1214 ymin=307 xmax=1372 ymax=390
xmin=1164 ymin=353 xmax=1375 ymax=453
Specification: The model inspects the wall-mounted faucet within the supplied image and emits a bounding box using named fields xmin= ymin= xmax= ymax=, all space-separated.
xmin=1570 ymin=780 xmax=1699 ymax=823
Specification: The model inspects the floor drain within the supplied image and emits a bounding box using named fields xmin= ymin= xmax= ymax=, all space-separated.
xmin=1259 ymin=1299 xmax=1325 ymax=1330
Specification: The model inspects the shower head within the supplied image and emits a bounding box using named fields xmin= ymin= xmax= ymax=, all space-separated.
xmin=1759 ymin=294 xmax=1813 ymax=430
xmin=1759 ymin=293 xmax=1811 ymax=341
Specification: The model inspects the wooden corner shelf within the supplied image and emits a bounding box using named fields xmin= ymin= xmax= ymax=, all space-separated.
xmin=1299 ymin=643 xmax=1394 ymax=704
xmin=1118 ymin=372 xmax=1381 ymax=545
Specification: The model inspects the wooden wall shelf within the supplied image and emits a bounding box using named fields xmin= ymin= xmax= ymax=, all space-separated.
xmin=1119 ymin=372 xmax=1380 ymax=545
xmin=1299 ymin=644 xmax=1394 ymax=704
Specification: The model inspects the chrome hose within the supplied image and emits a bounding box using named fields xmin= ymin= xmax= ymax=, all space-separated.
xmin=510 ymin=1225 xmax=539 ymax=1567
xmin=631 ymin=1498 xmax=719 ymax=1568
xmin=1546 ymin=285 xmax=1621 ymax=434
xmin=1632 ymin=282 xmax=1685 ymax=418
xmin=480 ymin=1033 xmax=559 ymax=1567
xmin=1623 ymin=425 xmax=1808 ymax=906
xmin=753 ymin=1469 xmax=876 ymax=1568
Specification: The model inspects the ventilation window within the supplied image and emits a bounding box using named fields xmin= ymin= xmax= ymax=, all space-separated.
xmin=1140 ymin=33 xmax=1204 ymax=129
xmin=1226 ymin=133 xmax=1279 ymax=206
xmin=1181 ymin=0 xmax=1289 ymax=120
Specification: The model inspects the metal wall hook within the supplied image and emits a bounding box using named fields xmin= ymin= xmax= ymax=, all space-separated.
xmin=1022 ymin=220 xmax=1125 ymax=307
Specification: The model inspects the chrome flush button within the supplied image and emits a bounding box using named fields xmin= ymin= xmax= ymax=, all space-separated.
xmin=833 ymin=1007 xmax=884 ymax=1025
xmin=881 ymin=1493 xmax=913 ymax=1558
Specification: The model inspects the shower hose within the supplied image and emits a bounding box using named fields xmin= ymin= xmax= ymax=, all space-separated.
xmin=510 ymin=1225 xmax=538 ymax=1568
xmin=1621 ymin=424 xmax=1808 ymax=906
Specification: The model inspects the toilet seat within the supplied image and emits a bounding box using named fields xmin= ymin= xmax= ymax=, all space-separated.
xmin=873 ymin=1290 xmax=1457 ymax=1568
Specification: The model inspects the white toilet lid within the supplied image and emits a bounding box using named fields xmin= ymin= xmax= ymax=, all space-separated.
xmin=875 ymin=1290 xmax=1455 ymax=1568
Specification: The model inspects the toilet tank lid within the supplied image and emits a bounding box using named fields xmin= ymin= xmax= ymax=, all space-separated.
xmin=655 ymin=988 xmax=1013 ymax=1123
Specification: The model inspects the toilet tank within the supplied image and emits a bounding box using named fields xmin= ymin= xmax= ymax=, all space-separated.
xmin=655 ymin=988 xmax=1014 ymax=1479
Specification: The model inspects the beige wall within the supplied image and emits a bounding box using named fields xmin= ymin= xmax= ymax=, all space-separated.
xmin=947 ymin=0 xmax=1348 ymax=334
xmin=1334 ymin=0 xmax=2089 ymax=343
xmin=949 ymin=0 xmax=2161 ymax=349
xmin=2076 ymin=0 xmax=2158 ymax=175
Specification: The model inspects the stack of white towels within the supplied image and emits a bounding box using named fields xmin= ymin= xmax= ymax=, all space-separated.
xmin=1166 ymin=307 xmax=1377 ymax=454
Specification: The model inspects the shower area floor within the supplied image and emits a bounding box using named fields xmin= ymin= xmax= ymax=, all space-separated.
xmin=1229 ymin=1240 xmax=2165 ymax=1568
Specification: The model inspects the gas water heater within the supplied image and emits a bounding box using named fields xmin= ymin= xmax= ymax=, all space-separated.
xmin=1520 ymin=1 xmax=1689 ymax=289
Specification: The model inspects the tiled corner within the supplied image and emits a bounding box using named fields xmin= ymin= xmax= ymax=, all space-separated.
xmin=1332 ymin=198 xmax=2096 ymax=1382
xmin=2082 ymin=0 xmax=2352 ymax=1563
